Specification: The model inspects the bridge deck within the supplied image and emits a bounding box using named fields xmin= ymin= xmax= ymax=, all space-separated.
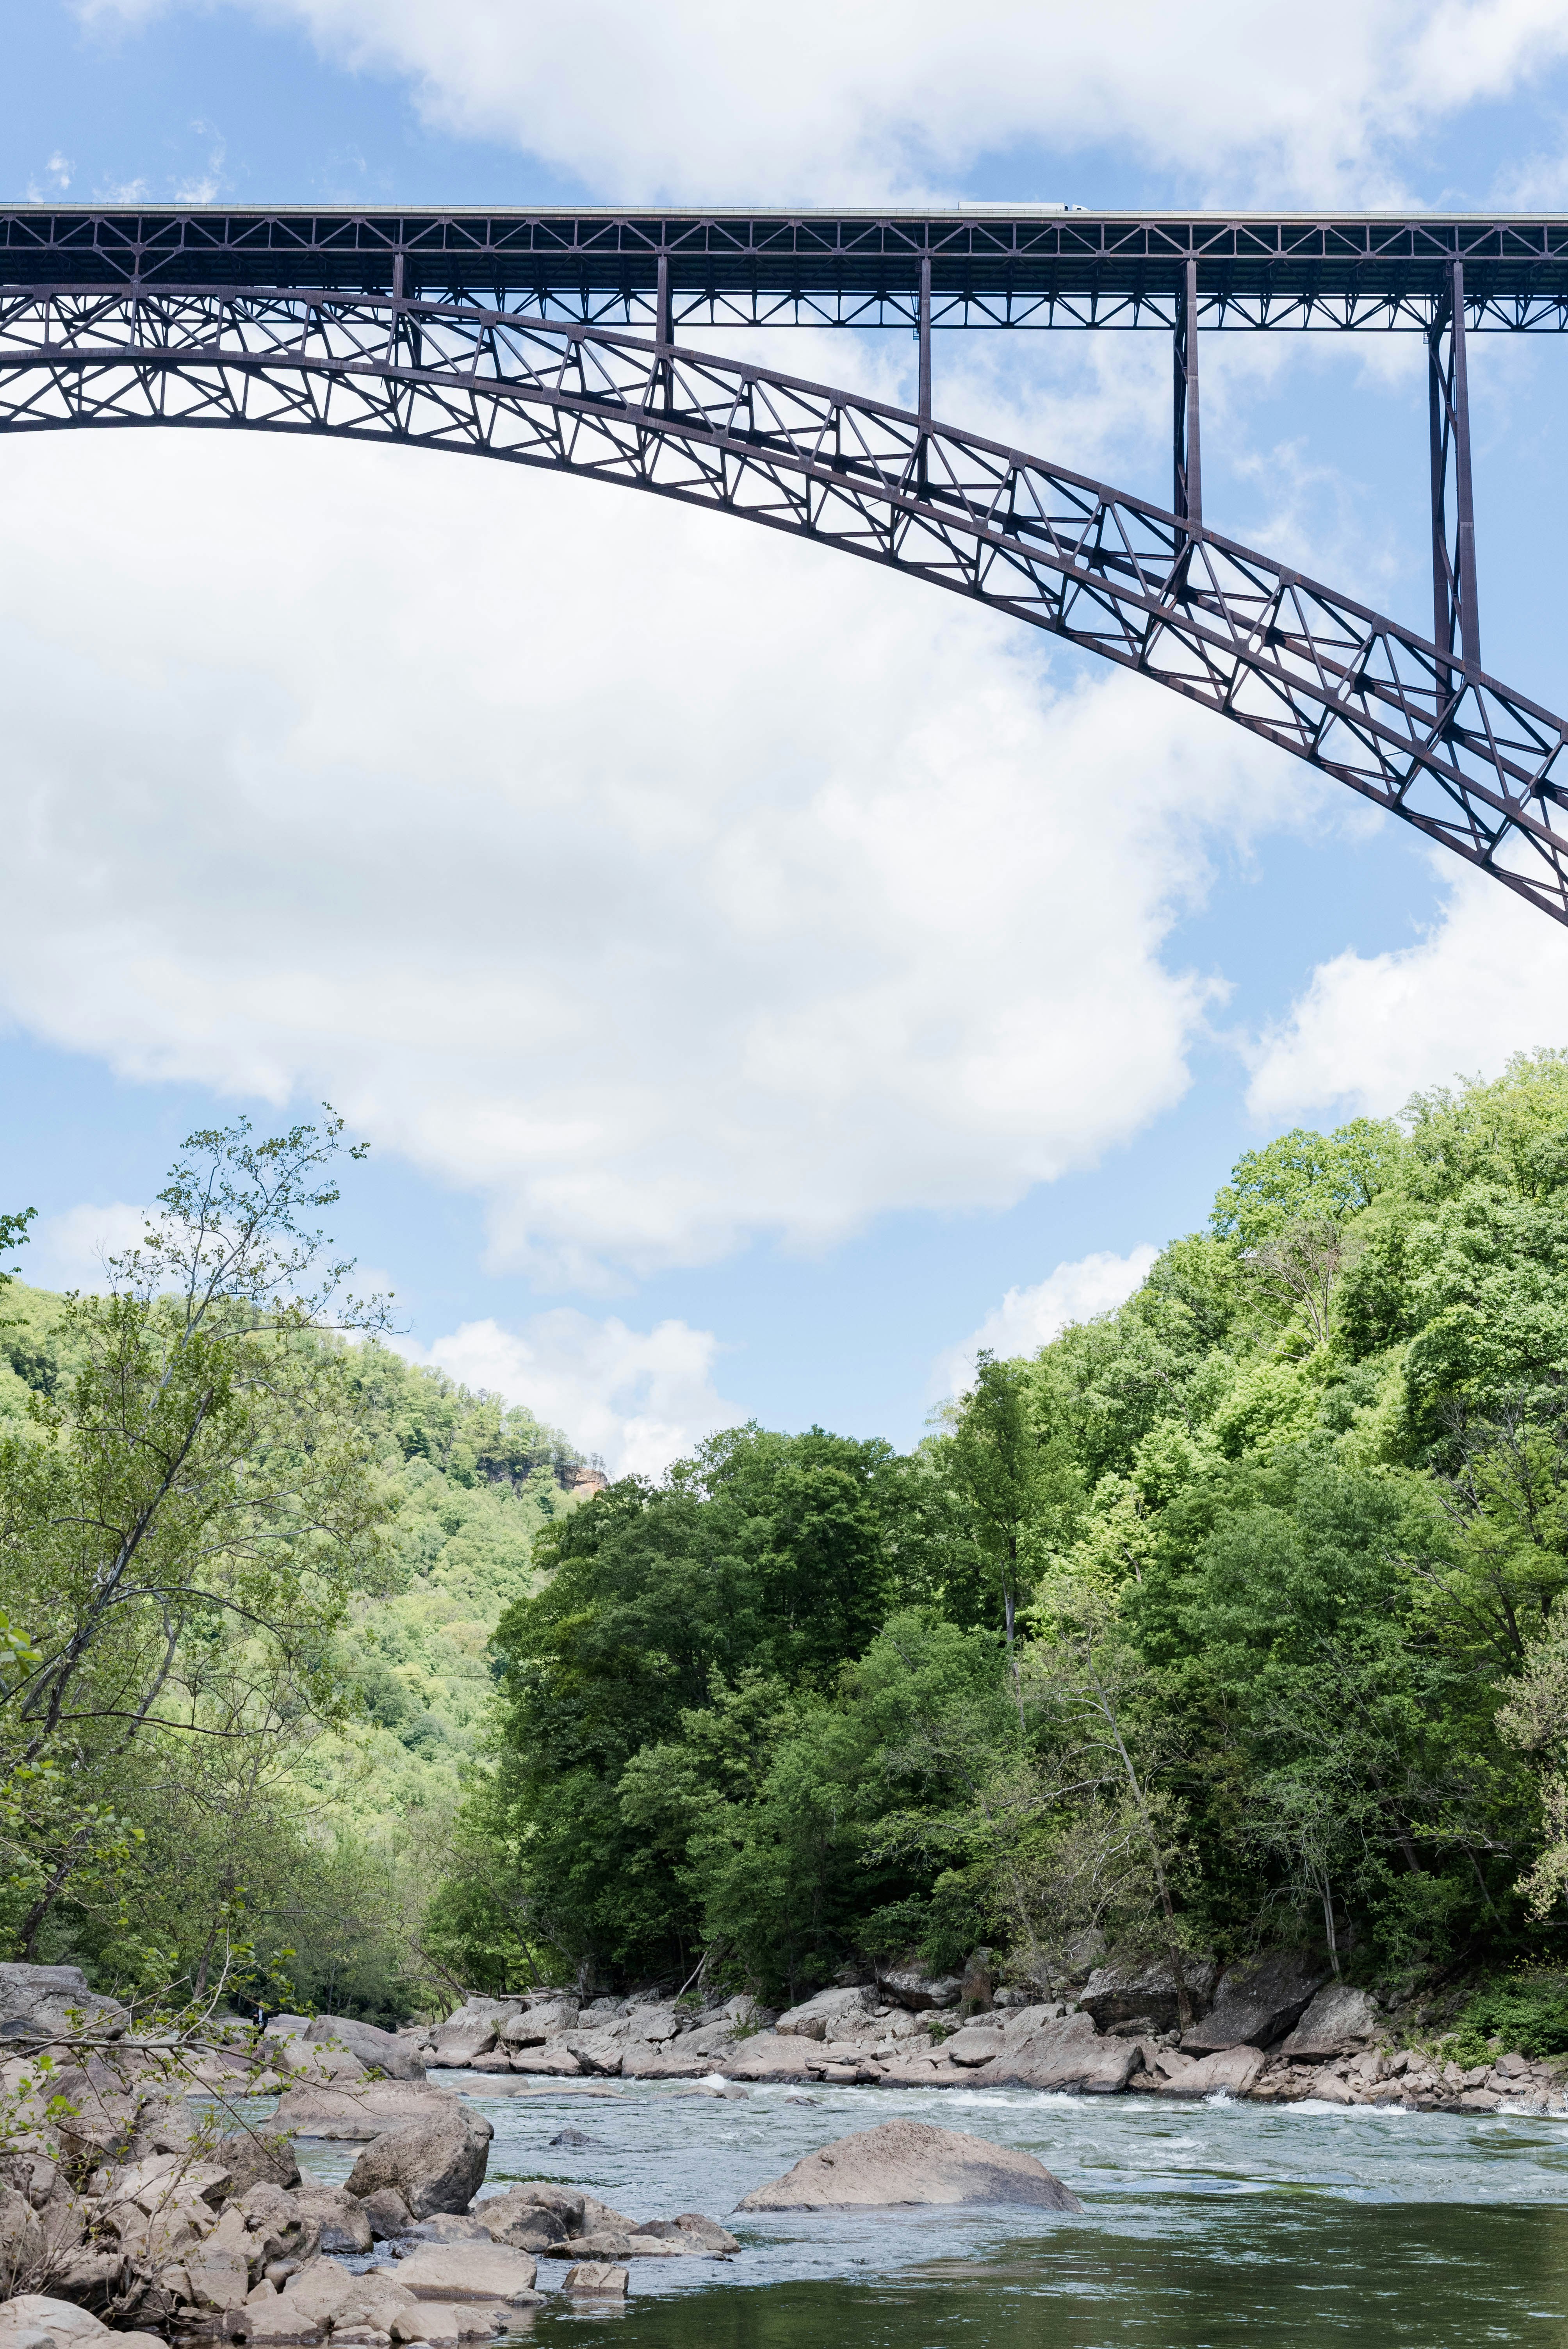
xmin=7 ymin=207 xmax=1568 ymax=326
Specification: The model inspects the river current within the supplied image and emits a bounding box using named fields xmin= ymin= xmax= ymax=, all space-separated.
xmin=291 ymin=2069 xmax=1568 ymax=2346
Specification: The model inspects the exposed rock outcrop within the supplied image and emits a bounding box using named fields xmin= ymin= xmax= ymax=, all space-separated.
xmin=1180 ymin=1953 xmax=1327 ymax=2055
xmin=1278 ymin=1984 xmax=1381 ymax=2060
xmin=735 ymin=2120 xmax=1083 ymax=2212
xmin=0 ymin=1967 xmax=129 ymax=2046
xmin=1079 ymin=1953 xmax=1220 ymax=2036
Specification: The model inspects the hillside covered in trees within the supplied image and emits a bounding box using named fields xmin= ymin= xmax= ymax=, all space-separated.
xmin=439 ymin=1051 xmax=1568 ymax=2011
xmin=2 ymin=1054 xmax=1566 ymax=2028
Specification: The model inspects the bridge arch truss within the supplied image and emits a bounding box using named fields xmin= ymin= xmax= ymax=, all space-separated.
xmin=2 ymin=278 xmax=1566 ymax=925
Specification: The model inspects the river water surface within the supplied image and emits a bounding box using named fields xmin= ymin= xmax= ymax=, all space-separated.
xmin=299 ymin=2071 xmax=1568 ymax=2347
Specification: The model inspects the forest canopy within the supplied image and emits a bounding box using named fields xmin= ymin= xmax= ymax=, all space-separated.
xmin=3 ymin=1050 xmax=1567 ymax=2020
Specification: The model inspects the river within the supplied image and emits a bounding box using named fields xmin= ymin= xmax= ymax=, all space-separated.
xmin=294 ymin=2071 xmax=1568 ymax=2346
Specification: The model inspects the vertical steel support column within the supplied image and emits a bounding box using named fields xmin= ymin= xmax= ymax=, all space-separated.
xmin=650 ymin=252 xmax=672 ymax=416
xmin=918 ymin=254 xmax=932 ymax=427
xmin=1429 ymin=258 xmax=1481 ymax=674
xmin=1173 ymin=256 xmax=1202 ymax=529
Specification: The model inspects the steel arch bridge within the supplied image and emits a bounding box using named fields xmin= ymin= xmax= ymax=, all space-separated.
xmin=5 ymin=205 xmax=1568 ymax=926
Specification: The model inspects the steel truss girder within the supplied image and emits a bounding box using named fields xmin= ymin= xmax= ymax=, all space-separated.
xmin=2 ymin=284 xmax=1566 ymax=927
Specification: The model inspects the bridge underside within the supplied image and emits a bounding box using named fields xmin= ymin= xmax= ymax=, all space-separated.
xmin=2 ymin=280 xmax=1566 ymax=926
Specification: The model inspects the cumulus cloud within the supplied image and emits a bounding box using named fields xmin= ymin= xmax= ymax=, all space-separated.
xmin=20 ymin=1202 xmax=153 ymax=1289
xmin=0 ymin=422 xmax=1315 ymax=1287
xmin=76 ymin=0 xmax=1568 ymax=203
xmin=933 ymin=1243 xmax=1159 ymax=1397
xmin=400 ymin=1310 xmax=742 ymax=1476
xmin=1245 ymin=862 xmax=1568 ymax=1123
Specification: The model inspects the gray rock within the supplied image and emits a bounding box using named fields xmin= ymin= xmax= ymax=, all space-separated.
xmin=875 ymin=1964 xmax=962 ymax=2012
xmin=272 ymin=2081 xmax=460 ymax=2140
xmin=1158 ymin=2044 xmax=1266 ymax=2098
xmin=1180 ymin=1952 xmax=1328 ymax=2054
xmin=498 ymin=1998 xmax=578 ymax=2047
xmin=1278 ymin=1984 xmax=1381 ymax=2060
xmin=290 ymin=2185 xmax=373 ymax=2254
xmin=393 ymin=2240 xmax=541 ymax=2305
xmin=0 ymin=1964 xmax=129 ymax=2042
xmin=736 ymin=2120 xmax=1083 ymax=2212
xmin=304 ymin=2016 xmax=427 ymax=2081
xmin=562 ymin=2262 xmax=627 ymax=2297
xmin=984 ymin=2011 xmax=1142 ymax=2094
xmin=939 ymin=2022 xmax=1007 ymax=2067
xmin=775 ymin=1988 xmax=878 ymax=2040
xmin=214 ymin=2128 xmax=301 ymax=2197
xmin=1079 ymin=1953 xmax=1220 ymax=2036
xmin=360 ymin=2186 xmax=412 ymax=2239
xmin=344 ymin=2107 xmax=493 ymax=2219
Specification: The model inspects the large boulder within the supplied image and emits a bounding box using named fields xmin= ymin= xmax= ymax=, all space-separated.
xmin=1079 ymin=1953 xmax=1220 ymax=2036
xmin=1180 ymin=1952 xmax=1328 ymax=2054
xmin=720 ymin=2032 xmax=816 ymax=2082
xmin=214 ymin=2128 xmax=301 ymax=2197
xmin=344 ymin=2106 xmax=492 ymax=2219
xmin=303 ymin=2016 xmax=426 ymax=2082
xmin=775 ymin=1988 xmax=878 ymax=2040
xmin=1278 ymin=1984 xmax=1381 ymax=2060
xmin=271 ymin=2080 xmax=459 ymax=2140
xmin=736 ymin=2121 xmax=1083 ymax=2212
xmin=875 ymin=1963 xmax=962 ymax=2012
xmin=1156 ymin=2044 xmax=1267 ymax=2098
xmin=0 ymin=1965 xmax=129 ymax=2043
xmin=426 ymin=1998 xmax=513 ymax=2068
xmin=474 ymin=2183 xmax=628 ymax=2245
xmin=984 ymin=2012 xmax=1141 ymax=2094
xmin=498 ymin=1998 xmax=578 ymax=2047
xmin=392 ymin=2241 xmax=541 ymax=2306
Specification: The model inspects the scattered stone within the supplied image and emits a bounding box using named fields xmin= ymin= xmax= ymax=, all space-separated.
xmin=344 ymin=2107 xmax=493 ymax=2219
xmin=561 ymin=2263 xmax=627 ymax=2298
xmin=1180 ymin=1953 xmax=1327 ymax=2055
xmin=735 ymin=2120 xmax=1084 ymax=2212
xmin=1277 ymin=1985 xmax=1381 ymax=2061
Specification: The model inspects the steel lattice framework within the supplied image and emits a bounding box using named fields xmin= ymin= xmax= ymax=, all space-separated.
xmin=4 ymin=219 xmax=1568 ymax=925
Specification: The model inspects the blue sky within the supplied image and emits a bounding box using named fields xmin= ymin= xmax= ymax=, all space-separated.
xmin=4 ymin=0 xmax=1568 ymax=1468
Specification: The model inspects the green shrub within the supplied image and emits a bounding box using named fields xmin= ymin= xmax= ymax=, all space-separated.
xmin=1449 ymin=1975 xmax=1568 ymax=2065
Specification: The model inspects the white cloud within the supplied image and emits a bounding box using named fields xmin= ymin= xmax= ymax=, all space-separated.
xmin=21 ymin=1202 xmax=153 ymax=1289
xmin=1244 ymin=862 xmax=1568 ymax=1123
xmin=934 ymin=1244 xmax=1159 ymax=1397
xmin=0 ymin=423 xmax=1315 ymax=1288
xmin=75 ymin=0 xmax=1568 ymax=204
xmin=400 ymin=1310 xmax=741 ymax=1477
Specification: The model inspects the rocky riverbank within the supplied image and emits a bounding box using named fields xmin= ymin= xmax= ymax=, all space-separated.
xmin=401 ymin=1951 xmax=1568 ymax=2118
